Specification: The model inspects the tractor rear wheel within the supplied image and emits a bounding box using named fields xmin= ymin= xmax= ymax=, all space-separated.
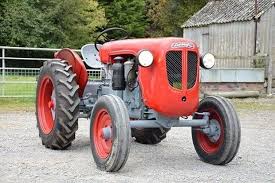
xmin=36 ymin=60 xmax=80 ymax=150
xmin=131 ymin=127 xmax=170 ymax=144
xmin=90 ymin=95 xmax=131 ymax=172
xmin=192 ymin=96 xmax=241 ymax=165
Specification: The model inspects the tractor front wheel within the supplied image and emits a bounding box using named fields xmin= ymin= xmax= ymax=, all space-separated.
xmin=36 ymin=60 xmax=80 ymax=150
xmin=90 ymin=95 xmax=131 ymax=172
xmin=192 ymin=96 xmax=241 ymax=165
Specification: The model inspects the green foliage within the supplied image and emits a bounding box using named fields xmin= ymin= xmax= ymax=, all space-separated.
xmin=33 ymin=0 xmax=106 ymax=48
xmin=146 ymin=0 xmax=208 ymax=37
xmin=98 ymin=0 xmax=148 ymax=38
xmin=0 ymin=0 xmax=45 ymax=47
xmin=99 ymin=0 xmax=207 ymax=38
xmin=0 ymin=0 xmax=107 ymax=48
xmin=0 ymin=0 xmax=207 ymax=48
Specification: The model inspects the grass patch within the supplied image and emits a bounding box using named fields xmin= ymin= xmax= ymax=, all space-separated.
xmin=3 ymin=75 xmax=36 ymax=81
xmin=0 ymin=98 xmax=35 ymax=111
xmin=232 ymin=99 xmax=275 ymax=111
xmin=0 ymin=83 xmax=36 ymax=96
xmin=0 ymin=75 xmax=36 ymax=97
xmin=0 ymin=75 xmax=36 ymax=111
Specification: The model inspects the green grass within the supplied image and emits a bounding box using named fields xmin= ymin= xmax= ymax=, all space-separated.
xmin=0 ymin=73 xmax=100 ymax=97
xmin=0 ymin=73 xmax=100 ymax=111
xmin=232 ymin=98 xmax=275 ymax=111
xmin=0 ymin=98 xmax=35 ymax=111
xmin=2 ymin=75 xmax=36 ymax=81
xmin=0 ymin=75 xmax=36 ymax=97
xmin=0 ymin=75 xmax=36 ymax=111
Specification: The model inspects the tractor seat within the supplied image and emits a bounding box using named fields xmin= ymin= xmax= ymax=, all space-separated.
xmin=81 ymin=44 xmax=103 ymax=68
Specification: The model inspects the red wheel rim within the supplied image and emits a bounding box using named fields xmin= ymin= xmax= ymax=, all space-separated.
xmin=37 ymin=76 xmax=55 ymax=134
xmin=93 ymin=109 xmax=113 ymax=159
xmin=195 ymin=108 xmax=224 ymax=154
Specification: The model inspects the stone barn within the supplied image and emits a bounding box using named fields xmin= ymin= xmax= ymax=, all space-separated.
xmin=182 ymin=0 xmax=275 ymax=96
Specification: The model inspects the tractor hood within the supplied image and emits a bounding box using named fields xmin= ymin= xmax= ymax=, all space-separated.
xmin=99 ymin=37 xmax=198 ymax=64
xmin=99 ymin=37 xmax=200 ymax=117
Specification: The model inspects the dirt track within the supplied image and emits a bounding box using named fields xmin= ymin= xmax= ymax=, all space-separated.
xmin=0 ymin=98 xmax=275 ymax=183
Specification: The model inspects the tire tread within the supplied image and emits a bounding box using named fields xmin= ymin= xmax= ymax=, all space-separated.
xmin=192 ymin=96 xmax=241 ymax=165
xmin=36 ymin=60 xmax=80 ymax=150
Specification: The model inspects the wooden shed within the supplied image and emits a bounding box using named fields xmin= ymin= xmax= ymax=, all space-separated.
xmin=182 ymin=0 xmax=275 ymax=95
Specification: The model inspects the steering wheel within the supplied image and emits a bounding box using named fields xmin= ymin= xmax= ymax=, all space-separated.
xmin=94 ymin=27 xmax=129 ymax=52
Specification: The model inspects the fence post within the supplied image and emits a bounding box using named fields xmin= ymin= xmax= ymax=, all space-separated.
xmin=2 ymin=48 xmax=5 ymax=81
xmin=1 ymin=48 xmax=5 ymax=96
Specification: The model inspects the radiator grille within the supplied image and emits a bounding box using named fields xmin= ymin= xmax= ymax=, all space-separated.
xmin=166 ymin=51 xmax=182 ymax=89
xmin=187 ymin=51 xmax=198 ymax=89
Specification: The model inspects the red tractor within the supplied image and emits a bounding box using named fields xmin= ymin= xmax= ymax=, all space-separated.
xmin=36 ymin=28 xmax=241 ymax=172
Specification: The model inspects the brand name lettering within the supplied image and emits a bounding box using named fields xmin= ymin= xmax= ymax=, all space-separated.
xmin=171 ymin=42 xmax=194 ymax=49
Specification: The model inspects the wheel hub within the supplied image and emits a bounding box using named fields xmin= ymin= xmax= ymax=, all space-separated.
xmin=195 ymin=108 xmax=225 ymax=154
xmin=49 ymin=90 xmax=56 ymax=120
xmin=48 ymin=100 xmax=54 ymax=109
xmin=93 ymin=109 xmax=113 ymax=159
xmin=206 ymin=119 xmax=221 ymax=143
xmin=102 ymin=127 xmax=112 ymax=140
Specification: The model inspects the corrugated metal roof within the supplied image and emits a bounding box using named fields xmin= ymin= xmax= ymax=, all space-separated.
xmin=182 ymin=0 xmax=275 ymax=28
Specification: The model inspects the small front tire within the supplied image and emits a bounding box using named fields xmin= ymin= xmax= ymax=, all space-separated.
xmin=90 ymin=95 xmax=131 ymax=172
xmin=192 ymin=96 xmax=241 ymax=165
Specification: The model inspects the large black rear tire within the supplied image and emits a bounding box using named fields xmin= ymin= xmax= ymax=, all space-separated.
xmin=131 ymin=127 xmax=170 ymax=144
xmin=192 ymin=96 xmax=241 ymax=165
xmin=36 ymin=60 xmax=80 ymax=150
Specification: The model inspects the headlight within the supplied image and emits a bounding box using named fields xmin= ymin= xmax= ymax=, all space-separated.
xmin=200 ymin=53 xmax=215 ymax=69
xmin=137 ymin=50 xmax=154 ymax=67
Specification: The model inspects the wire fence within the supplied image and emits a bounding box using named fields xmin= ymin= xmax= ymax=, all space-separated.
xmin=0 ymin=46 xmax=102 ymax=98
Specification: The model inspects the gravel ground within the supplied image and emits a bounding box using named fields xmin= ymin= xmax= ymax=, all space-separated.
xmin=0 ymin=98 xmax=275 ymax=183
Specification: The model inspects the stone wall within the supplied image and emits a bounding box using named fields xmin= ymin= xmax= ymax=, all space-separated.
xmin=201 ymin=82 xmax=265 ymax=94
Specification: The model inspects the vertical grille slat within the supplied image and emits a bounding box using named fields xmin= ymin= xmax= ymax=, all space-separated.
xmin=166 ymin=51 xmax=182 ymax=89
xmin=187 ymin=51 xmax=198 ymax=89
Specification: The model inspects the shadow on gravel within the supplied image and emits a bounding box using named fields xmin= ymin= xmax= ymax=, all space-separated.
xmin=69 ymin=138 xmax=90 ymax=151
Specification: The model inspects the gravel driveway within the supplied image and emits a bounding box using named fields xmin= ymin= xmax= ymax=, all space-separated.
xmin=0 ymin=98 xmax=274 ymax=183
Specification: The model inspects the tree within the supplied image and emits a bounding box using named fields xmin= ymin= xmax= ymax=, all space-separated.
xmin=32 ymin=0 xmax=107 ymax=48
xmin=0 ymin=0 xmax=208 ymax=47
xmin=99 ymin=0 xmax=207 ymax=38
xmin=0 ymin=0 xmax=46 ymax=47
xmin=62 ymin=0 xmax=106 ymax=47
xmin=99 ymin=0 xmax=149 ymax=38
xmin=0 ymin=0 xmax=107 ymax=48
xmin=146 ymin=0 xmax=207 ymax=37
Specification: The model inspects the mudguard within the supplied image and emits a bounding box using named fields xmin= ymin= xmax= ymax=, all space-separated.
xmin=54 ymin=48 xmax=88 ymax=96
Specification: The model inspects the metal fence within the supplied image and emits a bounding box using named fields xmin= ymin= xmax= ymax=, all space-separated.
xmin=0 ymin=46 xmax=101 ymax=98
